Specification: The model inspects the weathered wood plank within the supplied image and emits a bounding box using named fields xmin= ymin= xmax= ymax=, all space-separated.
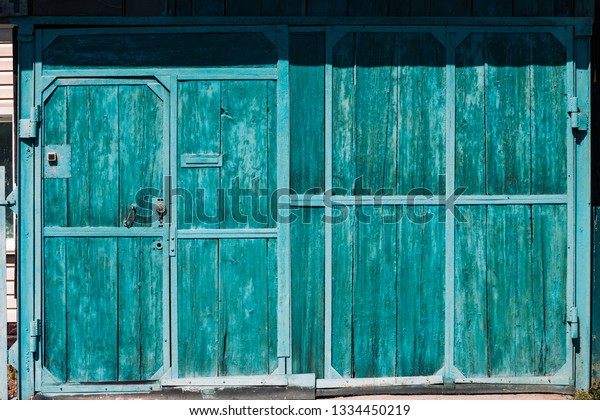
xmin=456 ymin=34 xmax=485 ymax=195
xmin=389 ymin=0 xmax=410 ymax=16
xmin=192 ymin=0 xmax=225 ymax=15
xmin=354 ymin=206 xmax=397 ymax=378
xmin=177 ymin=239 xmax=219 ymax=377
xmin=267 ymin=239 xmax=279 ymax=373
xmin=513 ymin=0 xmax=554 ymax=16
xmin=487 ymin=206 xmax=531 ymax=376
xmin=355 ymin=32 xmax=397 ymax=196
xmin=262 ymin=0 xmax=305 ymax=15
xmin=592 ymin=207 xmax=600 ymax=380
xmin=178 ymin=81 xmax=221 ymax=229
xmin=117 ymin=237 xmax=142 ymax=381
xmin=430 ymin=0 xmax=472 ymax=16
xmin=43 ymin=86 xmax=68 ymax=227
xmin=290 ymin=33 xmax=325 ymax=194
xmin=175 ymin=0 xmax=192 ymax=15
xmin=348 ymin=0 xmax=389 ymax=16
xmin=291 ymin=208 xmax=324 ymax=378
xmin=306 ymin=0 xmax=347 ymax=15
xmin=44 ymin=237 xmax=67 ymax=382
xmin=409 ymin=0 xmax=431 ymax=16
xmin=226 ymin=0 xmax=261 ymax=15
xmin=574 ymin=0 xmax=594 ymax=16
xmin=532 ymin=205 xmax=567 ymax=375
xmin=266 ymin=80 xmax=278 ymax=228
xmin=472 ymin=0 xmax=512 ymax=16
xmin=66 ymin=86 xmax=91 ymax=227
xmin=66 ymin=238 xmax=88 ymax=381
xmin=554 ymin=0 xmax=574 ymax=16
xmin=530 ymin=33 xmax=567 ymax=195
xmin=398 ymin=33 xmax=446 ymax=195
xmin=219 ymin=239 xmax=269 ymax=376
xmin=331 ymin=206 xmax=354 ymax=377
xmin=397 ymin=206 xmax=445 ymax=376
xmin=485 ymin=34 xmax=531 ymax=195
xmin=332 ymin=33 xmax=357 ymax=195
xmin=221 ymin=81 xmax=269 ymax=228
xmin=89 ymin=85 xmax=119 ymax=227
xmin=454 ymin=206 xmax=488 ymax=377
xmin=125 ymin=0 xmax=167 ymax=15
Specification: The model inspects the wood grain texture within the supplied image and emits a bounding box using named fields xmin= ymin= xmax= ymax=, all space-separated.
xmin=291 ymin=208 xmax=325 ymax=378
xmin=290 ymin=33 xmax=325 ymax=194
xmin=472 ymin=0 xmax=513 ymax=16
xmin=513 ymin=0 xmax=554 ymax=17
xmin=44 ymin=237 xmax=67 ymax=381
xmin=430 ymin=0 xmax=471 ymax=16
xmin=192 ymin=0 xmax=225 ymax=15
xmin=177 ymin=239 xmax=219 ymax=377
xmin=348 ymin=0 xmax=389 ymax=16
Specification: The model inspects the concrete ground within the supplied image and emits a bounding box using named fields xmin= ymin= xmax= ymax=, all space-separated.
xmin=337 ymin=394 xmax=571 ymax=400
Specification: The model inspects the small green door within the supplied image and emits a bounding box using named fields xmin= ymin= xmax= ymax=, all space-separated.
xmin=41 ymin=79 xmax=170 ymax=386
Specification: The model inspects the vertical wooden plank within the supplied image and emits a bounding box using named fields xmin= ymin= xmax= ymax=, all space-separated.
xmin=306 ymin=0 xmax=347 ymax=15
xmin=354 ymin=206 xmax=397 ymax=378
xmin=89 ymin=86 xmax=119 ymax=227
xmin=267 ymin=239 xmax=279 ymax=374
xmin=291 ymin=208 xmax=324 ymax=377
xmin=221 ymin=81 xmax=269 ymax=229
xmin=430 ymin=0 xmax=472 ymax=16
xmin=262 ymin=0 xmax=305 ymax=15
xmin=176 ymin=0 xmax=193 ymax=15
xmin=117 ymin=237 xmax=142 ymax=381
xmin=409 ymin=0 xmax=431 ymax=16
xmin=355 ymin=32 xmax=398 ymax=196
xmin=397 ymin=207 xmax=445 ymax=376
xmin=348 ymin=0 xmax=389 ymax=16
xmin=43 ymin=87 xmax=67 ymax=227
xmin=219 ymin=239 xmax=269 ymax=376
xmin=397 ymin=33 xmax=446 ymax=195
xmin=192 ymin=0 xmax=225 ymax=15
xmin=389 ymin=0 xmax=410 ymax=16
xmin=177 ymin=81 xmax=221 ymax=229
xmin=487 ymin=206 xmax=532 ymax=376
xmin=140 ymin=237 xmax=164 ymax=378
xmin=592 ymin=208 xmax=600 ymax=380
xmin=0 ymin=166 xmax=4 ymax=400
xmin=225 ymin=0 xmax=261 ymax=15
xmin=554 ymin=0 xmax=574 ymax=16
xmin=574 ymin=0 xmax=594 ymax=16
xmin=472 ymin=0 xmax=512 ymax=16
xmin=119 ymin=85 xmax=163 ymax=226
xmin=266 ymin=80 xmax=278 ymax=228
xmin=33 ymin=0 xmax=122 ymax=15
xmin=513 ymin=0 xmax=554 ymax=16
xmin=332 ymin=33 xmax=356 ymax=195
xmin=66 ymin=86 xmax=90 ymax=227
xmin=331 ymin=206 xmax=354 ymax=378
xmin=532 ymin=206 xmax=568 ymax=375
xmin=485 ymin=34 xmax=531 ymax=195
xmin=531 ymin=34 xmax=567 ymax=195
xmin=125 ymin=0 xmax=168 ymax=16
xmin=177 ymin=239 xmax=219 ymax=377
xmin=456 ymin=34 xmax=485 ymax=195
xmin=43 ymin=237 xmax=67 ymax=382
xmin=454 ymin=206 xmax=488 ymax=377
xmin=290 ymin=33 xmax=325 ymax=194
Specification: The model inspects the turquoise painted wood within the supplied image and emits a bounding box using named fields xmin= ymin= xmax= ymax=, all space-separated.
xmin=21 ymin=22 xmax=591 ymax=397
xmin=42 ymin=82 xmax=167 ymax=383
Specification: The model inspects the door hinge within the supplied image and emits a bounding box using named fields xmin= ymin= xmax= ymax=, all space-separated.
xmin=30 ymin=319 xmax=41 ymax=355
xmin=568 ymin=97 xmax=589 ymax=132
xmin=19 ymin=105 xmax=41 ymax=139
xmin=0 ymin=189 xmax=17 ymax=213
xmin=567 ymin=306 xmax=579 ymax=340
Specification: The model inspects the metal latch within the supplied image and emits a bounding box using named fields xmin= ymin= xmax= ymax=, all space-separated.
xmin=567 ymin=306 xmax=579 ymax=340
xmin=19 ymin=106 xmax=41 ymax=139
xmin=30 ymin=319 xmax=41 ymax=354
xmin=568 ymin=97 xmax=588 ymax=132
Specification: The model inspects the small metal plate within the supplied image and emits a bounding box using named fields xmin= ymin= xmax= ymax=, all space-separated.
xmin=43 ymin=144 xmax=72 ymax=179
xmin=181 ymin=153 xmax=223 ymax=168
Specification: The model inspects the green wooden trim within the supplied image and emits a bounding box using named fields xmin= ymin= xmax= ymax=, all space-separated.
xmin=42 ymin=69 xmax=278 ymax=80
xmin=444 ymin=31 xmax=457 ymax=382
xmin=455 ymin=376 xmax=571 ymax=386
xmin=10 ymin=16 xmax=594 ymax=32
xmin=38 ymin=384 xmax=161 ymax=394
xmin=162 ymin=373 xmax=315 ymax=387
xmin=574 ymin=33 xmax=592 ymax=390
xmin=17 ymin=22 xmax=36 ymax=401
xmin=0 ymin=167 xmax=6 ymax=400
xmin=276 ymin=25 xmax=291 ymax=368
xmin=178 ymin=229 xmax=278 ymax=239
xmin=42 ymin=228 xmax=164 ymax=237
xmin=317 ymin=375 xmax=444 ymax=389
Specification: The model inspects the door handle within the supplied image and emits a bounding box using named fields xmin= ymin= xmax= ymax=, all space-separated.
xmin=123 ymin=204 xmax=137 ymax=228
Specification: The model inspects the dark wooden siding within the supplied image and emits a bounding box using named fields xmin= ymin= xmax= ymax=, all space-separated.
xmin=22 ymin=0 xmax=595 ymax=17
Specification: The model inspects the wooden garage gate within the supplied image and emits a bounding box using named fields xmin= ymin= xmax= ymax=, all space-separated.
xmin=12 ymin=19 xmax=592 ymax=398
